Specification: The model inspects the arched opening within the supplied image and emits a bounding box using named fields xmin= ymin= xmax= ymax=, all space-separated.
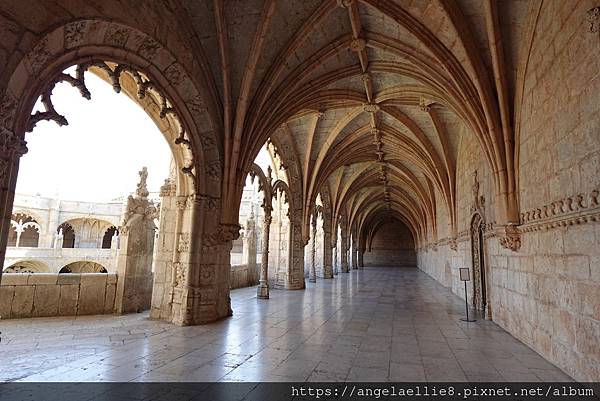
xmin=363 ymin=218 xmax=416 ymax=267
xmin=4 ymin=260 xmax=50 ymax=273
xmin=102 ymin=226 xmax=119 ymax=249
xmin=8 ymin=59 xmax=188 ymax=317
xmin=231 ymin=142 xmax=293 ymax=296
xmin=7 ymin=213 xmax=40 ymax=248
xmin=60 ymin=261 xmax=107 ymax=273
xmin=57 ymin=223 xmax=76 ymax=249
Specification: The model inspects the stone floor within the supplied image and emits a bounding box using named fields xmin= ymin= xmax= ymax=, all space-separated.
xmin=0 ymin=267 xmax=573 ymax=382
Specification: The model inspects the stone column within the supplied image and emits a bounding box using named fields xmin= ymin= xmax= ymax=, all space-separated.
xmin=14 ymin=224 xmax=21 ymax=247
xmin=0 ymin=129 xmax=28 ymax=285
xmin=333 ymin=245 xmax=338 ymax=275
xmin=54 ymin=228 xmax=64 ymax=249
xmin=45 ymin=198 xmax=60 ymax=248
xmin=309 ymin=213 xmax=317 ymax=283
xmin=114 ymin=167 xmax=157 ymax=314
xmin=244 ymin=210 xmax=258 ymax=283
xmin=257 ymin=206 xmax=272 ymax=299
xmin=149 ymin=177 xmax=178 ymax=321
xmin=340 ymin=228 xmax=349 ymax=273
xmin=111 ymin=231 xmax=119 ymax=250
xmin=322 ymin=218 xmax=333 ymax=279
xmin=358 ymin=249 xmax=364 ymax=268
xmin=351 ymin=233 xmax=358 ymax=269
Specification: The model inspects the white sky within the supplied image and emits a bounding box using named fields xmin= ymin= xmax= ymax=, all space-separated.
xmin=17 ymin=72 xmax=172 ymax=202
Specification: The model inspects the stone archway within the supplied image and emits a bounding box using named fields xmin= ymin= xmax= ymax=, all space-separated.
xmin=0 ymin=19 xmax=231 ymax=326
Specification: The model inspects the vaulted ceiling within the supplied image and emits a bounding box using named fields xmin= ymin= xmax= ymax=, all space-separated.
xmin=0 ymin=0 xmax=533 ymax=244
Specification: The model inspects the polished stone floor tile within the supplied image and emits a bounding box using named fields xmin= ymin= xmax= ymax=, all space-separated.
xmin=0 ymin=267 xmax=573 ymax=382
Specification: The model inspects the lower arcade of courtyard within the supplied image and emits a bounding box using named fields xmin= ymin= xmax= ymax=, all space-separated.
xmin=0 ymin=268 xmax=572 ymax=383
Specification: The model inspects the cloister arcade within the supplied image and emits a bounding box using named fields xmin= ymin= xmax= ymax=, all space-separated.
xmin=0 ymin=0 xmax=598 ymax=383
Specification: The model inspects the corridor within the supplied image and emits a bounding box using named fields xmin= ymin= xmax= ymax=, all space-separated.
xmin=0 ymin=268 xmax=571 ymax=382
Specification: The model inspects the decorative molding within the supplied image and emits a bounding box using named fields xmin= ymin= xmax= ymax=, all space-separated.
xmin=177 ymin=232 xmax=191 ymax=253
xmin=470 ymin=170 xmax=486 ymax=216
xmin=498 ymin=223 xmax=521 ymax=252
xmin=520 ymin=188 xmax=600 ymax=232
xmin=202 ymin=223 xmax=241 ymax=249
xmin=195 ymin=194 xmax=219 ymax=210
xmin=159 ymin=178 xmax=177 ymax=197
xmin=174 ymin=262 xmax=186 ymax=286
xmin=0 ymin=128 xmax=28 ymax=157
xmin=588 ymin=7 xmax=600 ymax=33
xmin=363 ymin=103 xmax=380 ymax=113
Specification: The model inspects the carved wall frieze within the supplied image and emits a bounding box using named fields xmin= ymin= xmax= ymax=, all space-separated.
xmin=27 ymin=38 xmax=51 ymax=75
xmin=64 ymin=21 xmax=88 ymax=48
xmin=520 ymin=188 xmax=600 ymax=230
xmin=137 ymin=37 xmax=161 ymax=60
xmin=104 ymin=25 xmax=130 ymax=47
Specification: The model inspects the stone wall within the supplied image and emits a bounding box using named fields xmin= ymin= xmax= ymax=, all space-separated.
xmin=418 ymin=224 xmax=600 ymax=382
xmin=230 ymin=264 xmax=258 ymax=290
xmin=0 ymin=273 xmax=117 ymax=319
xmin=364 ymin=220 xmax=416 ymax=267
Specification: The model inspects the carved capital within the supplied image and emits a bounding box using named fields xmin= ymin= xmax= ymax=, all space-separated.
xmin=0 ymin=128 xmax=28 ymax=157
xmin=498 ymin=224 xmax=521 ymax=252
xmin=203 ymin=223 xmax=241 ymax=249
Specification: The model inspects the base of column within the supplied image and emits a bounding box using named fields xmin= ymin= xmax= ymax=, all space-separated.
xmin=308 ymin=277 xmax=316 ymax=283
xmin=257 ymin=281 xmax=269 ymax=299
xmin=167 ymin=285 xmax=232 ymax=326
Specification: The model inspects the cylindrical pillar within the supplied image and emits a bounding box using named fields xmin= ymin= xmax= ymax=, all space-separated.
xmin=257 ymin=207 xmax=272 ymax=299
xmin=309 ymin=213 xmax=317 ymax=283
